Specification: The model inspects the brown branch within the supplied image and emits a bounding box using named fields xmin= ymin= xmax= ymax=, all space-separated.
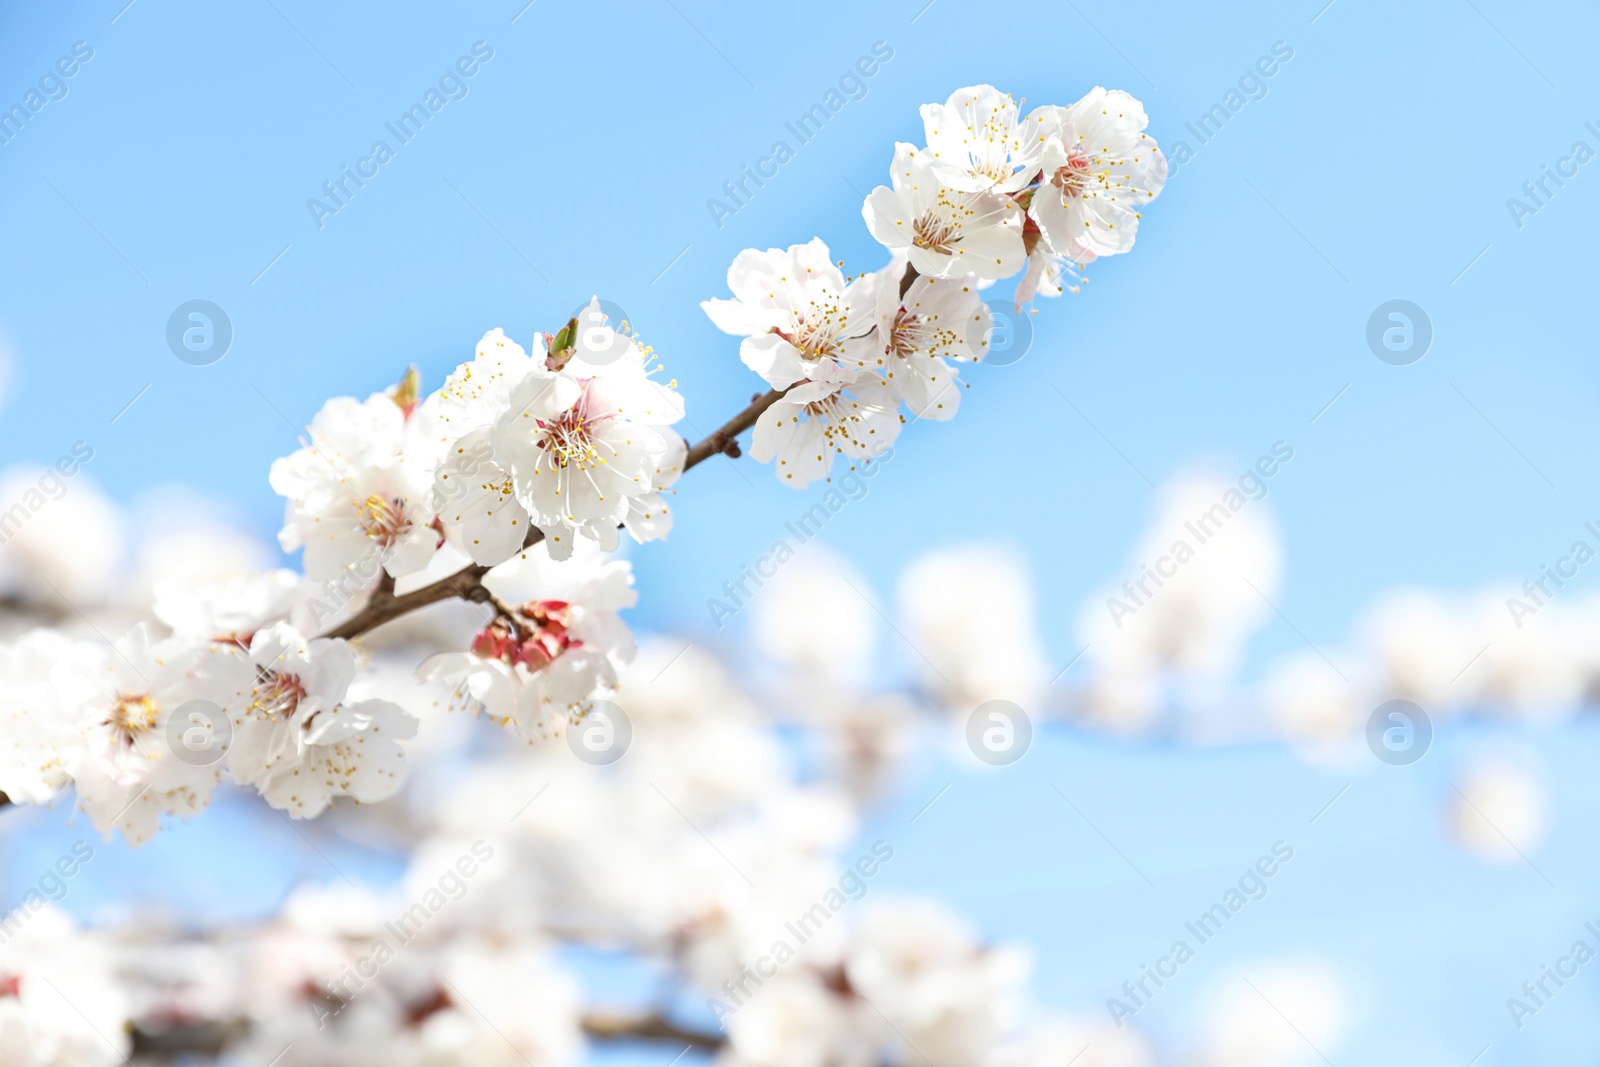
xmin=683 ymin=388 xmax=785 ymax=471
xmin=320 ymin=560 xmax=497 ymax=642
xmin=581 ymin=1010 xmax=724 ymax=1049
xmin=323 ymin=387 xmax=790 ymax=643
xmin=321 ymin=259 xmax=922 ymax=645
xmin=898 ymin=261 xmax=921 ymax=299
xmin=129 ymin=1012 xmax=723 ymax=1057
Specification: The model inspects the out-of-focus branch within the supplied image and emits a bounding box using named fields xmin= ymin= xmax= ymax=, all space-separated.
xmin=129 ymin=1011 xmax=725 ymax=1057
xmin=581 ymin=1010 xmax=725 ymax=1049
xmin=130 ymin=1020 xmax=244 ymax=1058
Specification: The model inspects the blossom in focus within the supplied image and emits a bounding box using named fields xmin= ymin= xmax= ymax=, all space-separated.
xmin=269 ymin=392 xmax=444 ymax=585
xmin=422 ymin=327 xmax=543 ymax=449
xmin=863 ymin=144 xmax=1026 ymax=281
xmin=1014 ymin=244 xmax=1092 ymax=311
xmin=214 ymin=622 xmax=417 ymax=818
xmin=751 ymin=373 xmax=902 ymax=489
xmin=701 ymin=239 xmax=880 ymax=391
xmin=867 ymin=259 xmax=986 ymax=420
xmin=417 ymin=539 xmax=636 ymax=742
xmin=1027 ymin=88 xmax=1165 ymax=260
xmin=422 ymin=328 xmax=543 ymax=567
xmin=490 ymin=306 xmax=685 ymax=560
xmin=919 ymin=84 xmax=1053 ymax=195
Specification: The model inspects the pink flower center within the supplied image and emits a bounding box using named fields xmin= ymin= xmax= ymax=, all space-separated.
xmin=1051 ymin=150 xmax=1093 ymax=198
xmin=252 ymin=669 xmax=307 ymax=721
xmin=356 ymin=494 xmax=412 ymax=548
xmin=536 ymin=390 xmax=614 ymax=472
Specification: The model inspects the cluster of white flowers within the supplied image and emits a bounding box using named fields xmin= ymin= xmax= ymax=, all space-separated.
xmin=0 ymin=302 xmax=678 ymax=839
xmin=5 ymin=71 xmax=1583 ymax=1067
xmin=0 ymin=905 xmax=129 ymax=1067
xmin=0 ymin=638 xmax=1128 ymax=1067
xmin=0 ymin=81 xmax=1185 ymax=1067
xmin=866 ymin=85 xmax=1164 ymax=302
xmin=705 ymin=83 xmax=1167 ymax=487
xmin=0 ymin=83 xmax=1164 ymax=844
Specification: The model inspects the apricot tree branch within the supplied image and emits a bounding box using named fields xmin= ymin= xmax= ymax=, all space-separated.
xmin=128 ymin=1012 xmax=724 ymax=1057
xmin=683 ymin=388 xmax=785 ymax=470
xmin=580 ymin=1010 xmax=725 ymax=1049
xmin=324 ymin=383 xmax=794 ymax=642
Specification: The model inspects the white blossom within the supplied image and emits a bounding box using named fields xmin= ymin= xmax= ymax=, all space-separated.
xmin=215 ymin=622 xmax=417 ymax=818
xmin=269 ymin=391 xmax=444 ymax=585
xmin=867 ymin=258 xmax=986 ymax=420
xmin=988 ymin=1019 xmax=1153 ymax=1067
xmin=1448 ymin=759 xmax=1549 ymax=864
xmin=0 ymin=464 xmax=124 ymax=607
xmin=1261 ymin=652 xmax=1370 ymax=761
xmin=752 ymin=547 xmax=877 ymax=688
xmin=0 ymin=906 xmax=130 ymax=1067
xmin=1194 ymin=964 xmax=1348 ymax=1067
xmin=751 ymin=373 xmax=902 ymax=489
xmin=702 ymin=239 xmax=880 ymax=391
xmin=898 ymin=545 xmax=1049 ymax=711
xmin=422 ymin=328 xmax=543 ymax=567
xmin=417 ymin=539 xmax=635 ymax=742
xmin=1014 ymin=244 xmax=1091 ymax=311
xmin=53 ymin=624 xmax=225 ymax=844
xmin=152 ymin=568 xmax=301 ymax=644
xmin=719 ymin=975 xmax=870 ymax=1067
xmin=920 ymin=84 xmax=1052 ymax=195
xmin=490 ymin=307 xmax=685 ymax=560
xmin=1028 ymin=88 xmax=1165 ymax=260
xmin=863 ymin=144 xmax=1026 ymax=281
xmin=845 ymin=901 xmax=1030 ymax=1067
xmin=1076 ymin=474 xmax=1282 ymax=714
xmin=0 ymin=630 xmax=78 ymax=805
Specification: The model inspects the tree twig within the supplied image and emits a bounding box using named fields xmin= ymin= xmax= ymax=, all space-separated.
xmin=324 ymin=383 xmax=797 ymax=643
xmin=581 ymin=1010 xmax=724 ymax=1049
xmin=128 ymin=1011 xmax=724 ymax=1057
xmin=683 ymin=388 xmax=785 ymax=470
xmin=320 ymin=560 xmax=498 ymax=641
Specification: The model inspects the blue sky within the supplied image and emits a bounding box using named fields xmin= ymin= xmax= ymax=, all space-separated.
xmin=3 ymin=0 xmax=1599 ymax=1061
